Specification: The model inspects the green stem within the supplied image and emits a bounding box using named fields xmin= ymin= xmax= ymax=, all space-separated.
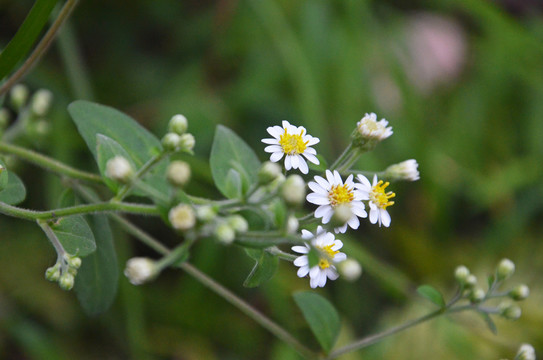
xmin=114 ymin=153 xmax=166 ymax=201
xmin=37 ymin=219 xmax=66 ymax=258
xmin=0 ymin=0 xmax=80 ymax=96
xmin=267 ymin=246 xmax=297 ymax=261
xmin=330 ymin=143 xmax=354 ymax=171
xmin=0 ymin=200 xmax=158 ymax=221
xmin=154 ymin=234 xmax=196 ymax=272
xmin=0 ymin=141 xmax=102 ymax=183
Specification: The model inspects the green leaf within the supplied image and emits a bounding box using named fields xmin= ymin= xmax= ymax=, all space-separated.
xmin=487 ymin=275 xmax=495 ymax=290
xmin=224 ymin=168 xmax=242 ymax=199
xmin=0 ymin=171 xmax=26 ymax=205
xmin=243 ymin=249 xmax=279 ymax=288
xmin=67 ymin=100 xmax=170 ymax=197
xmin=96 ymin=134 xmax=138 ymax=194
xmin=50 ymin=216 xmax=96 ymax=256
xmin=293 ymin=291 xmax=340 ymax=353
xmin=0 ymin=0 xmax=58 ymax=80
xmin=416 ymin=285 xmax=446 ymax=308
xmin=74 ymin=214 xmax=119 ymax=316
xmin=479 ymin=312 xmax=498 ymax=335
xmin=0 ymin=159 xmax=9 ymax=191
xmin=210 ymin=125 xmax=261 ymax=199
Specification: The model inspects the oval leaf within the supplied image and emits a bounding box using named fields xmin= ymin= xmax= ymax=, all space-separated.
xmin=0 ymin=160 xmax=8 ymax=190
xmin=50 ymin=215 xmax=96 ymax=256
xmin=243 ymin=249 xmax=279 ymax=288
xmin=210 ymin=125 xmax=261 ymax=199
xmin=0 ymin=171 xmax=26 ymax=205
xmin=293 ymin=291 xmax=340 ymax=353
xmin=74 ymin=214 xmax=119 ymax=316
xmin=416 ymin=285 xmax=446 ymax=308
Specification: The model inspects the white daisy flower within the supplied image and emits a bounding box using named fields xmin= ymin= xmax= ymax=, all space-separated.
xmin=355 ymin=174 xmax=395 ymax=227
xmin=292 ymin=226 xmax=347 ymax=288
xmin=262 ymin=120 xmax=320 ymax=174
xmin=356 ymin=113 xmax=393 ymax=141
xmin=306 ymin=170 xmax=367 ymax=233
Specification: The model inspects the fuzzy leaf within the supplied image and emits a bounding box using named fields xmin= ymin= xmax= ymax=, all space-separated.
xmin=417 ymin=285 xmax=446 ymax=308
xmin=75 ymin=214 xmax=119 ymax=316
xmin=50 ymin=216 xmax=96 ymax=256
xmin=293 ymin=291 xmax=340 ymax=353
xmin=210 ymin=125 xmax=260 ymax=199
xmin=243 ymin=249 xmax=278 ymax=288
xmin=224 ymin=168 xmax=243 ymax=199
xmin=0 ymin=171 xmax=26 ymax=205
xmin=0 ymin=159 xmax=8 ymax=191
xmin=479 ymin=312 xmax=498 ymax=335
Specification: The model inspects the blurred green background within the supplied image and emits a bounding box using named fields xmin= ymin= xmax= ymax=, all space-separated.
xmin=1 ymin=0 xmax=542 ymax=359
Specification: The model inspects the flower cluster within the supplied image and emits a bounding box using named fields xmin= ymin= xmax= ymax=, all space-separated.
xmin=263 ymin=114 xmax=417 ymax=288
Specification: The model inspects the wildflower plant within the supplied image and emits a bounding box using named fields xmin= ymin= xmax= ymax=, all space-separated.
xmin=0 ymin=93 xmax=534 ymax=359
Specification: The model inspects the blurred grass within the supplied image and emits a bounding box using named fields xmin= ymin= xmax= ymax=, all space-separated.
xmin=1 ymin=0 xmax=543 ymax=358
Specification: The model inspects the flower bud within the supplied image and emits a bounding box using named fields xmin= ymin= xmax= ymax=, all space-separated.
xmin=286 ymin=215 xmax=299 ymax=234
xmin=497 ymin=258 xmax=515 ymax=281
xmin=227 ymin=215 xmax=248 ymax=233
xmin=167 ymin=160 xmax=191 ymax=187
xmin=179 ymin=133 xmax=196 ymax=152
xmin=162 ymin=132 xmax=181 ymax=151
xmin=465 ymin=274 xmax=477 ymax=288
xmin=31 ymin=89 xmax=53 ymax=116
xmin=331 ymin=204 xmax=353 ymax=228
xmin=10 ymin=84 xmax=29 ymax=110
xmin=124 ymin=257 xmax=156 ymax=285
xmin=338 ymin=259 xmax=362 ymax=281
xmin=168 ymin=204 xmax=196 ymax=231
xmin=509 ymin=284 xmax=530 ymax=301
xmin=258 ymin=161 xmax=282 ymax=185
xmin=105 ymin=156 xmax=134 ymax=183
xmin=214 ymin=222 xmax=235 ymax=244
xmin=168 ymin=114 xmax=188 ymax=135
xmin=0 ymin=108 xmax=10 ymax=129
xmin=516 ymin=344 xmax=536 ymax=360
xmin=45 ymin=263 xmax=61 ymax=282
xmin=384 ymin=159 xmax=420 ymax=182
xmin=500 ymin=303 xmax=522 ymax=320
xmin=280 ymin=175 xmax=306 ymax=207
xmin=470 ymin=287 xmax=486 ymax=303
xmin=68 ymin=256 xmax=82 ymax=269
xmin=59 ymin=273 xmax=75 ymax=291
xmin=454 ymin=265 xmax=470 ymax=285
xmin=353 ymin=112 xmax=393 ymax=146
xmin=196 ymin=205 xmax=217 ymax=223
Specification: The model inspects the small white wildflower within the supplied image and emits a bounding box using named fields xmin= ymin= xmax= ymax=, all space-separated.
xmin=169 ymin=114 xmax=188 ymax=135
xmin=31 ymin=89 xmax=54 ymax=116
xmin=516 ymin=344 xmax=536 ymax=360
xmin=105 ymin=156 xmax=133 ymax=183
xmin=356 ymin=112 xmax=393 ymax=141
xmin=167 ymin=160 xmax=191 ymax=187
xmin=281 ymin=174 xmax=307 ymax=207
xmin=385 ymin=159 xmax=420 ymax=181
xmin=168 ymin=204 xmax=196 ymax=231
xmin=338 ymin=259 xmax=362 ymax=281
xmin=292 ymin=226 xmax=347 ymax=288
xmin=306 ymin=170 xmax=366 ymax=233
xmin=355 ymin=174 xmax=395 ymax=227
xmin=262 ymin=120 xmax=319 ymax=174
xmin=124 ymin=257 xmax=156 ymax=285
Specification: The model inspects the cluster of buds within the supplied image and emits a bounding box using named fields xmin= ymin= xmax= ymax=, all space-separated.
xmin=161 ymin=114 xmax=196 ymax=153
xmin=45 ymin=253 xmax=82 ymax=291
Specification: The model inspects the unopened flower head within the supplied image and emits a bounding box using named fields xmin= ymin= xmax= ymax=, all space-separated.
xmin=215 ymin=222 xmax=235 ymax=244
xmin=292 ymin=226 xmax=347 ymax=288
xmin=516 ymin=344 xmax=536 ymax=360
xmin=258 ymin=161 xmax=282 ymax=184
xmin=124 ymin=257 xmax=156 ymax=285
xmin=162 ymin=132 xmax=181 ymax=151
xmin=355 ymin=174 xmax=395 ymax=227
xmin=355 ymin=113 xmax=393 ymax=142
xmin=499 ymin=302 xmax=522 ymax=320
xmin=338 ymin=258 xmax=362 ymax=281
xmin=59 ymin=273 xmax=75 ymax=291
xmin=497 ymin=258 xmax=515 ymax=281
xmin=262 ymin=120 xmax=319 ymax=174
xmin=306 ymin=170 xmax=367 ymax=233
xmin=454 ymin=265 xmax=470 ymax=284
xmin=168 ymin=204 xmax=196 ymax=231
xmin=510 ymin=284 xmax=530 ymax=301
xmin=179 ymin=133 xmax=195 ymax=152
xmin=10 ymin=84 xmax=29 ymax=109
xmin=385 ymin=159 xmax=420 ymax=181
xmin=281 ymin=174 xmax=306 ymax=207
xmin=105 ymin=156 xmax=133 ymax=183
xmin=286 ymin=215 xmax=299 ymax=234
xmin=31 ymin=89 xmax=54 ymax=116
xmin=167 ymin=160 xmax=191 ymax=187
xmin=470 ymin=287 xmax=486 ymax=303
xmin=195 ymin=205 xmax=217 ymax=222
xmin=227 ymin=215 xmax=249 ymax=233
xmin=169 ymin=114 xmax=188 ymax=135
xmin=45 ymin=263 xmax=61 ymax=282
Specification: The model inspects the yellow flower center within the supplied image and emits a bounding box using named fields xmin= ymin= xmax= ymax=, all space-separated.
xmin=360 ymin=118 xmax=378 ymax=131
xmin=328 ymin=184 xmax=354 ymax=207
xmin=279 ymin=129 xmax=308 ymax=155
xmin=370 ymin=180 xmax=395 ymax=209
xmin=317 ymin=244 xmax=339 ymax=269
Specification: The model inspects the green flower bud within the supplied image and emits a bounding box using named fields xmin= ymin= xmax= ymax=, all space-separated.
xmin=10 ymin=84 xmax=29 ymax=110
xmin=281 ymin=175 xmax=306 ymax=207
xmin=168 ymin=114 xmax=188 ymax=135
xmin=470 ymin=287 xmax=486 ymax=303
xmin=338 ymin=259 xmax=362 ymax=282
xmin=59 ymin=273 xmax=75 ymax=291
xmin=500 ymin=303 xmax=522 ymax=320
xmin=124 ymin=257 xmax=156 ymax=285
xmin=227 ymin=215 xmax=248 ymax=233
xmin=454 ymin=265 xmax=470 ymax=284
xmin=68 ymin=256 xmax=82 ymax=269
xmin=515 ymin=344 xmax=535 ymax=360
xmin=258 ymin=161 xmax=282 ymax=185
xmin=497 ymin=258 xmax=515 ymax=281
xmin=167 ymin=160 xmax=191 ymax=187
xmin=331 ymin=204 xmax=353 ymax=228
xmin=286 ymin=215 xmax=299 ymax=234
xmin=465 ymin=274 xmax=477 ymax=288
xmin=384 ymin=159 xmax=420 ymax=182
xmin=215 ymin=222 xmax=235 ymax=245
xmin=162 ymin=132 xmax=181 ymax=151
xmin=509 ymin=284 xmax=530 ymax=301
xmin=168 ymin=204 xmax=196 ymax=231
xmin=30 ymin=89 xmax=53 ymax=116
xmin=179 ymin=133 xmax=196 ymax=153
xmin=195 ymin=205 xmax=217 ymax=223
xmin=105 ymin=156 xmax=134 ymax=183
xmin=45 ymin=263 xmax=61 ymax=282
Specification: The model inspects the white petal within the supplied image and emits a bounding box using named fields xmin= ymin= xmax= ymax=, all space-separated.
xmin=290 ymin=154 xmax=299 ymax=169
xmin=325 ymin=170 xmax=335 ymax=184
xmin=294 ymin=256 xmax=309 ymax=267
xmin=262 ymin=138 xmax=278 ymax=144
xmin=334 ymin=253 xmax=347 ymax=262
xmin=356 ymin=174 xmax=372 ymax=189
xmin=306 ymin=193 xmax=330 ymax=205
xmin=301 ymin=229 xmax=313 ymax=239
xmin=306 ymin=137 xmax=320 ymax=146
xmin=307 ymin=181 xmax=327 ymax=194
xmin=297 ymin=266 xmax=309 ymax=278
xmin=335 ymin=224 xmax=347 ymax=233
xmin=318 ymin=272 xmax=328 ymax=287
xmin=309 ymin=266 xmax=321 ymax=279
xmin=331 ymin=240 xmax=343 ymax=251
xmin=298 ymin=158 xmax=309 ymax=174
xmin=315 ymin=205 xmax=332 ymax=219
xmin=380 ymin=209 xmax=391 ymax=227
xmin=347 ymin=215 xmax=360 ymax=229
xmin=372 ymin=174 xmax=378 ymax=186
xmin=284 ymin=155 xmax=292 ymax=170
xmin=314 ymin=176 xmax=330 ymax=190
xmin=333 ymin=171 xmax=342 ymax=185
xmin=302 ymin=153 xmax=319 ymax=165
xmin=281 ymin=120 xmax=291 ymax=129
xmin=270 ymin=152 xmax=284 ymax=162
xmin=369 ymin=209 xmax=378 ymax=224
xmin=326 ymin=268 xmax=339 ymax=280
xmin=304 ymin=147 xmax=317 ymax=155
xmin=292 ymin=245 xmax=309 ymax=254
xmin=267 ymin=126 xmax=284 ymax=138
xmin=264 ymin=145 xmax=282 ymax=153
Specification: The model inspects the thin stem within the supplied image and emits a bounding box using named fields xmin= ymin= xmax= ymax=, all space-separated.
xmin=267 ymin=246 xmax=297 ymax=261
xmin=37 ymin=219 xmax=66 ymax=257
xmin=0 ymin=141 xmax=103 ymax=183
xmin=179 ymin=262 xmax=318 ymax=359
xmin=329 ymin=143 xmax=354 ymax=171
xmin=0 ymin=0 xmax=80 ymax=96
xmin=114 ymin=153 xmax=166 ymax=201
xmin=0 ymin=200 xmax=158 ymax=221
